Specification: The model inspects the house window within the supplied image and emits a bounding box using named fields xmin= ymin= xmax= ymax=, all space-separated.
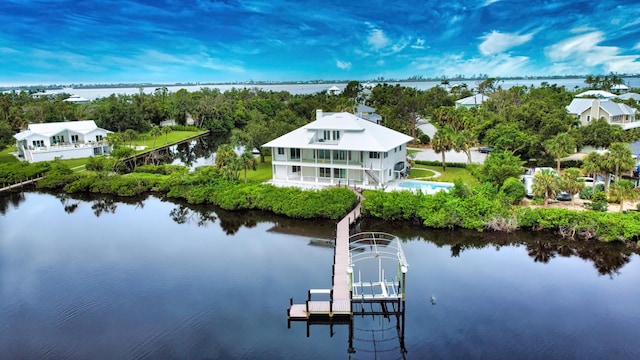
xmin=71 ymin=135 xmax=79 ymax=143
xmin=318 ymin=149 xmax=331 ymax=160
xmin=332 ymin=130 xmax=340 ymax=140
xmin=369 ymin=152 xmax=380 ymax=159
xmin=333 ymin=168 xmax=346 ymax=179
xmin=96 ymin=135 xmax=103 ymax=142
xmin=323 ymin=130 xmax=331 ymax=141
xmin=32 ymin=140 xmax=44 ymax=147
xmin=319 ymin=167 xmax=331 ymax=178
xmin=277 ymin=147 xmax=285 ymax=155
xmin=292 ymin=165 xmax=301 ymax=173
xmin=52 ymin=135 xmax=65 ymax=144
xmin=586 ymin=115 xmax=591 ymax=122
xmin=290 ymin=148 xmax=300 ymax=160
xmin=334 ymin=150 xmax=347 ymax=161
xmin=384 ymin=152 xmax=389 ymax=158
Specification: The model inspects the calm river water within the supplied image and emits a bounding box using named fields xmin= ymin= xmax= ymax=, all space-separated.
xmin=1 ymin=191 xmax=639 ymax=359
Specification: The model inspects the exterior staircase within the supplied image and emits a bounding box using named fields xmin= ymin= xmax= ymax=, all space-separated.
xmin=365 ymin=169 xmax=380 ymax=185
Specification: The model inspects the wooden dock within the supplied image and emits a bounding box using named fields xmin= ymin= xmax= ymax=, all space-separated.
xmin=0 ymin=176 xmax=44 ymax=194
xmin=288 ymin=200 xmax=361 ymax=321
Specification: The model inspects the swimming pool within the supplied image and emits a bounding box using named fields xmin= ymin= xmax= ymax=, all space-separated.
xmin=397 ymin=180 xmax=454 ymax=193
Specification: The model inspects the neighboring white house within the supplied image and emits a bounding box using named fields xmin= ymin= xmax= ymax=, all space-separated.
xmin=327 ymin=85 xmax=341 ymax=95
xmin=566 ymin=98 xmax=639 ymax=130
xmin=262 ymin=110 xmax=413 ymax=188
xmin=617 ymin=92 xmax=640 ymax=102
xmin=575 ymin=90 xmax=617 ymax=99
xmin=14 ymin=120 xmax=112 ymax=162
xmin=455 ymin=94 xmax=489 ymax=108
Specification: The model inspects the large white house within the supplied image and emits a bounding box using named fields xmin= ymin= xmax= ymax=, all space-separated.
xmin=566 ymin=98 xmax=639 ymax=130
xmin=263 ymin=110 xmax=413 ymax=188
xmin=14 ymin=120 xmax=112 ymax=162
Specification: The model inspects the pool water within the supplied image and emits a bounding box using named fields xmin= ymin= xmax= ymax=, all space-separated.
xmin=397 ymin=180 xmax=454 ymax=192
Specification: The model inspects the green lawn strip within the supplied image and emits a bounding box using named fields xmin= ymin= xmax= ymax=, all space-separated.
xmin=413 ymin=165 xmax=479 ymax=186
xmin=408 ymin=167 xmax=437 ymax=179
xmin=245 ymin=156 xmax=273 ymax=183
xmin=0 ymin=146 xmax=19 ymax=164
xmin=407 ymin=149 xmax=421 ymax=155
xmin=128 ymin=130 xmax=207 ymax=151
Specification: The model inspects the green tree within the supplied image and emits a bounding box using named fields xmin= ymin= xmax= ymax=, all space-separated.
xmin=149 ymin=126 xmax=162 ymax=148
xmin=481 ymin=150 xmax=526 ymax=187
xmin=559 ymin=167 xmax=584 ymax=204
xmin=124 ymin=129 xmax=137 ymax=148
xmin=431 ymin=125 xmax=454 ymax=171
xmin=609 ymin=179 xmax=639 ymax=212
xmin=532 ymin=169 xmax=560 ymax=206
xmin=161 ymin=126 xmax=172 ymax=144
xmin=240 ymin=150 xmax=257 ymax=183
xmin=582 ymin=151 xmax=603 ymax=190
xmin=543 ymin=132 xmax=575 ymax=173
xmin=606 ymin=142 xmax=635 ymax=180
xmin=453 ymin=130 xmax=477 ymax=164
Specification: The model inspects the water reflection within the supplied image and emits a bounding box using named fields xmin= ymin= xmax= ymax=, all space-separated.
xmin=0 ymin=192 xmax=26 ymax=215
xmin=360 ymin=218 xmax=638 ymax=278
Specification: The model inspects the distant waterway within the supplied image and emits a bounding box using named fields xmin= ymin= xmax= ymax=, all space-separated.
xmin=35 ymin=77 xmax=632 ymax=101
xmin=1 ymin=191 xmax=639 ymax=359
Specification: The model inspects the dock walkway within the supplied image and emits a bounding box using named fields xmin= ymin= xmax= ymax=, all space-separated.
xmin=0 ymin=176 xmax=44 ymax=194
xmin=288 ymin=196 xmax=361 ymax=320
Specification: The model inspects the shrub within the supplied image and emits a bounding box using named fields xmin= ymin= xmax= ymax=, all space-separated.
xmin=413 ymin=160 xmax=467 ymax=168
xmin=585 ymin=191 xmax=608 ymax=212
xmin=499 ymin=177 xmax=526 ymax=205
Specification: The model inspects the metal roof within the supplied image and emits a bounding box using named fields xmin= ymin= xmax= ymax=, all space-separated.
xmin=263 ymin=111 xmax=413 ymax=152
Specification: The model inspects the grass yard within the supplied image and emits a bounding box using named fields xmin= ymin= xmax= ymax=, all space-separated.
xmin=410 ymin=165 xmax=479 ymax=186
xmin=245 ymin=156 xmax=273 ymax=183
xmin=130 ymin=130 xmax=207 ymax=150
xmin=0 ymin=146 xmax=19 ymax=163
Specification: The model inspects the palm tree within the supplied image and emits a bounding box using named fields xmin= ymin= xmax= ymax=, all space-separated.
xmin=543 ymin=133 xmax=575 ymax=174
xmin=606 ymin=142 xmax=635 ymax=180
xmin=240 ymin=150 xmax=257 ymax=183
xmin=582 ymin=151 xmax=603 ymax=190
xmin=149 ymin=126 xmax=162 ymax=148
xmin=431 ymin=125 xmax=454 ymax=171
xmin=106 ymin=132 xmax=123 ymax=149
xmin=161 ymin=126 xmax=172 ymax=144
xmin=453 ymin=130 xmax=477 ymax=164
xmin=532 ymin=169 xmax=560 ymax=206
xmin=560 ymin=167 xmax=585 ymax=204
xmin=609 ymin=180 xmax=639 ymax=212
xmin=124 ymin=129 xmax=137 ymax=148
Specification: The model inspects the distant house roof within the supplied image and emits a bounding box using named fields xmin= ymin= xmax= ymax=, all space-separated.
xmin=575 ymin=90 xmax=616 ymax=98
xmin=455 ymin=94 xmax=488 ymax=106
xmin=566 ymin=98 xmax=595 ymax=115
xmin=611 ymin=84 xmax=629 ymax=91
xmin=263 ymin=111 xmax=412 ymax=152
xmin=356 ymin=104 xmax=375 ymax=113
xmin=617 ymin=93 xmax=640 ymax=101
xmin=14 ymin=120 xmax=110 ymax=141
xmin=566 ymin=98 xmax=636 ymax=116
xmin=63 ymin=95 xmax=90 ymax=103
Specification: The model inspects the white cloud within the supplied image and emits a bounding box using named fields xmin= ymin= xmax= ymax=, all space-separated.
xmin=483 ymin=0 xmax=500 ymax=5
xmin=367 ymin=29 xmax=389 ymax=50
xmin=479 ymin=31 xmax=534 ymax=56
xmin=411 ymin=38 xmax=426 ymax=49
xmin=336 ymin=60 xmax=351 ymax=70
xmin=634 ymin=42 xmax=640 ymax=50
xmin=544 ymin=31 xmax=640 ymax=73
xmin=412 ymin=53 xmax=531 ymax=78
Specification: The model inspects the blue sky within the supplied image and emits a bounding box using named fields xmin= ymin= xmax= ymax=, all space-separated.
xmin=2 ymin=0 xmax=640 ymax=85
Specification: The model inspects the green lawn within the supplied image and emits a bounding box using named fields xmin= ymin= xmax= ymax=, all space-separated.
xmin=410 ymin=165 xmax=479 ymax=186
xmin=245 ymin=156 xmax=273 ymax=183
xmin=0 ymin=146 xmax=19 ymax=164
xmin=130 ymin=130 xmax=207 ymax=150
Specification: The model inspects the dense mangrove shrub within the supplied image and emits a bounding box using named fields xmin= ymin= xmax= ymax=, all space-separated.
xmin=0 ymin=161 xmax=50 ymax=184
xmin=85 ymin=156 xmax=114 ymax=172
xmin=135 ymin=165 xmax=189 ymax=175
xmin=500 ymin=177 xmax=527 ymax=205
xmin=413 ymin=160 xmax=467 ymax=168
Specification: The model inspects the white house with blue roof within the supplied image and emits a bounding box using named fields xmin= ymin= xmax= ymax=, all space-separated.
xmin=263 ymin=110 xmax=413 ymax=188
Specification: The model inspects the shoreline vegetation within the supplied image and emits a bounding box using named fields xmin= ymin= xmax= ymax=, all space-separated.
xmin=2 ymin=159 xmax=637 ymax=247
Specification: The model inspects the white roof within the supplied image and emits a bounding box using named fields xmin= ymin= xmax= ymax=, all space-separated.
xmin=63 ymin=95 xmax=90 ymax=103
xmin=575 ymin=90 xmax=616 ymax=98
xmin=455 ymin=93 xmax=488 ymax=105
xmin=566 ymin=98 xmax=636 ymax=116
xmin=566 ymin=98 xmax=595 ymax=114
xmin=14 ymin=120 xmax=110 ymax=140
xmin=328 ymin=85 xmax=340 ymax=91
xmin=263 ymin=112 xmax=413 ymax=152
xmin=617 ymin=93 xmax=640 ymax=101
xmin=611 ymin=84 xmax=629 ymax=90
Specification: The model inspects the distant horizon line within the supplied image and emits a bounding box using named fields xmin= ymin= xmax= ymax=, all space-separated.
xmin=3 ymin=73 xmax=639 ymax=90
